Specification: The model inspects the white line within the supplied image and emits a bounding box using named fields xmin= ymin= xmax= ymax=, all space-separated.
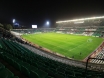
xmin=69 ymin=42 xmax=87 ymax=51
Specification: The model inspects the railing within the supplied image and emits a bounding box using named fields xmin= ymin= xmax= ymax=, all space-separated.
xmin=85 ymin=57 xmax=104 ymax=77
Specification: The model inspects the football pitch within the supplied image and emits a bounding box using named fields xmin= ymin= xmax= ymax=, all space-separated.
xmin=22 ymin=33 xmax=104 ymax=60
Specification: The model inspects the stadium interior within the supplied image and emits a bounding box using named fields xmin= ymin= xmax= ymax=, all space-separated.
xmin=0 ymin=16 xmax=104 ymax=78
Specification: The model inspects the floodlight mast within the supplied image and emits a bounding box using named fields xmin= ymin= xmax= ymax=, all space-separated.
xmin=56 ymin=16 xmax=104 ymax=23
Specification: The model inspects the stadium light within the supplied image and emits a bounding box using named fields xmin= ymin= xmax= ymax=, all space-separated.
xmin=56 ymin=16 xmax=104 ymax=23
xmin=13 ymin=19 xmax=15 ymax=23
xmin=46 ymin=21 xmax=50 ymax=25
xmin=74 ymin=21 xmax=84 ymax=24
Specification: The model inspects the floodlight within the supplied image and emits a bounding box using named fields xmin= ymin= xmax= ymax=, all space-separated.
xmin=74 ymin=21 xmax=84 ymax=24
xmin=46 ymin=21 xmax=49 ymax=25
xmin=56 ymin=16 xmax=104 ymax=23
xmin=13 ymin=19 xmax=15 ymax=23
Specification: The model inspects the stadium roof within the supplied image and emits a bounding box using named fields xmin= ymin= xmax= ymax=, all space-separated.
xmin=56 ymin=16 xmax=104 ymax=23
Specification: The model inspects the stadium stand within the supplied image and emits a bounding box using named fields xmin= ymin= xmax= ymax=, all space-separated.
xmin=0 ymin=30 xmax=104 ymax=78
xmin=11 ymin=25 xmax=104 ymax=38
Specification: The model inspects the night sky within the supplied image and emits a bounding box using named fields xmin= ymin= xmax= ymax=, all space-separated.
xmin=0 ymin=0 xmax=104 ymax=28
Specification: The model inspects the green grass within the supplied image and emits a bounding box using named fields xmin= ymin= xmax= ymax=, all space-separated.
xmin=22 ymin=33 xmax=104 ymax=60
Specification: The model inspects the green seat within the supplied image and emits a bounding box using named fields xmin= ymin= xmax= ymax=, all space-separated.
xmin=75 ymin=72 xmax=83 ymax=77
xmin=54 ymin=73 xmax=65 ymax=78
xmin=9 ymin=59 xmax=14 ymax=66
xmin=31 ymin=62 xmax=38 ymax=68
xmin=22 ymin=57 xmax=27 ymax=62
xmin=30 ymin=70 xmax=39 ymax=78
xmin=21 ymin=65 xmax=30 ymax=77
xmin=26 ymin=58 xmax=32 ymax=64
xmin=57 ymin=71 xmax=66 ymax=77
xmin=13 ymin=76 xmax=19 ymax=78
xmin=29 ymin=65 xmax=38 ymax=72
xmin=21 ymin=61 xmax=30 ymax=68
xmin=1 ymin=52 xmax=6 ymax=59
xmin=65 ymin=70 xmax=74 ymax=76
xmin=12 ymin=57 xmax=21 ymax=63
xmin=46 ymin=76 xmax=54 ymax=78
xmin=57 ymin=67 xmax=65 ymax=73
xmin=0 ymin=53 xmax=4 ymax=59
xmin=67 ymin=74 xmax=76 ymax=78
xmin=14 ymin=61 xmax=21 ymax=71
xmin=37 ymin=69 xmax=48 ymax=78
xmin=13 ymin=58 xmax=23 ymax=65
xmin=7 ymin=58 xmax=14 ymax=65
xmin=0 ymin=68 xmax=14 ymax=78
xmin=4 ymin=55 xmax=9 ymax=61
xmin=0 ymin=62 xmax=5 ymax=70
xmin=45 ymin=68 xmax=56 ymax=77
xmin=39 ymin=65 xmax=49 ymax=73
